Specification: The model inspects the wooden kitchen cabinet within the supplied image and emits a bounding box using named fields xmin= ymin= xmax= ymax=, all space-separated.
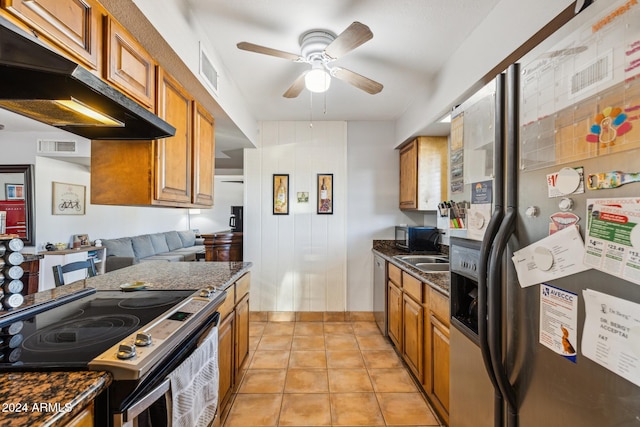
xmin=155 ymin=67 xmax=193 ymax=205
xmin=387 ymin=264 xmax=403 ymax=350
xmin=218 ymin=272 xmax=251 ymax=422
xmin=192 ymin=102 xmax=216 ymax=206
xmin=402 ymin=292 xmax=423 ymax=381
xmin=217 ymin=308 xmax=235 ymax=413
xmin=384 ymin=261 xmax=450 ymax=424
xmin=424 ymin=286 xmax=450 ymax=424
xmin=103 ymin=15 xmax=156 ymax=109
xmin=91 ymin=71 xmax=215 ymax=208
xmin=399 ymin=136 xmax=448 ymax=211
xmin=1 ymin=0 xmax=104 ymax=71
xmin=62 ymin=401 xmax=93 ymax=427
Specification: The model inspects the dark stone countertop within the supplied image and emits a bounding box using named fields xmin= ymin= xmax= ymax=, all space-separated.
xmin=0 ymin=371 xmax=111 ymax=427
xmin=0 ymin=261 xmax=252 ymax=426
xmin=372 ymin=240 xmax=450 ymax=295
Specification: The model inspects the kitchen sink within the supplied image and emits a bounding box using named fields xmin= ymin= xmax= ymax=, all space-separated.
xmin=393 ymin=254 xmax=449 ymax=273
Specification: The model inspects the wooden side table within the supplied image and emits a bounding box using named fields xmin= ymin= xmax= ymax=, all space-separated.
xmin=201 ymin=232 xmax=243 ymax=262
xmin=20 ymin=253 xmax=44 ymax=296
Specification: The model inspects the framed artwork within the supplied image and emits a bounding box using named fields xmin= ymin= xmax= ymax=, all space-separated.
xmin=73 ymin=234 xmax=90 ymax=248
xmin=4 ymin=184 xmax=24 ymax=200
xmin=273 ymin=174 xmax=289 ymax=215
xmin=317 ymin=173 xmax=333 ymax=214
xmin=297 ymin=192 xmax=309 ymax=203
xmin=52 ymin=182 xmax=86 ymax=215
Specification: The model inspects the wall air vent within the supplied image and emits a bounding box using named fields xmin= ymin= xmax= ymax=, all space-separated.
xmin=37 ymin=139 xmax=77 ymax=153
xmin=569 ymin=50 xmax=613 ymax=98
xmin=199 ymin=42 xmax=219 ymax=95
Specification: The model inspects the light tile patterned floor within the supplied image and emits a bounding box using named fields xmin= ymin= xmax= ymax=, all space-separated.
xmin=222 ymin=316 xmax=444 ymax=427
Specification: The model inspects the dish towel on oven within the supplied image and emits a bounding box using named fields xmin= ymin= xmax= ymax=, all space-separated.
xmin=168 ymin=325 xmax=219 ymax=427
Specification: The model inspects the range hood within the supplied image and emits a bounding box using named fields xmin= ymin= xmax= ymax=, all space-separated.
xmin=0 ymin=15 xmax=175 ymax=140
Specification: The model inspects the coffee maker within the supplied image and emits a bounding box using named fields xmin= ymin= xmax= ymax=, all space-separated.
xmin=229 ymin=206 xmax=243 ymax=232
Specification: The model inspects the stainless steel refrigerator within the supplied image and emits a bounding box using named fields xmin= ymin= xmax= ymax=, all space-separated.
xmin=450 ymin=1 xmax=640 ymax=426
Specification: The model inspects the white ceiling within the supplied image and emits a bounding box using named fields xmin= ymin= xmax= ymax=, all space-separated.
xmin=0 ymin=0 xmax=506 ymax=170
xmin=185 ymin=0 xmax=501 ymax=125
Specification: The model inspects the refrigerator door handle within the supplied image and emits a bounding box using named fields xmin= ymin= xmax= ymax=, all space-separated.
xmin=486 ymin=63 xmax=520 ymax=427
xmin=488 ymin=206 xmax=518 ymax=425
xmin=478 ymin=72 xmax=507 ymax=427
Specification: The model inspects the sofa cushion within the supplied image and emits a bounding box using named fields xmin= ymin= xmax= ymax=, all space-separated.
xmin=149 ymin=233 xmax=170 ymax=254
xmin=102 ymin=237 xmax=135 ymax=258
xmin=131 ymin=235 xmax=156 ymax=259
xmin=141 ymin=253 xmax=184 ymax=262
xmin=165 ymin=231 xmax=183 ymax=251
xmin=177 ymin=230 xmax=196 ymax=247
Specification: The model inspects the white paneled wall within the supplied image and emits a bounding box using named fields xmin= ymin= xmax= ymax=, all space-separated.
xmin=245 ymin=121 xmax=347 ymax=312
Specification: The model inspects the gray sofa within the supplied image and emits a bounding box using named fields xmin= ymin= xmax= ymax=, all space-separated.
xmin=101 ymin=230 xmax=205 ymax=272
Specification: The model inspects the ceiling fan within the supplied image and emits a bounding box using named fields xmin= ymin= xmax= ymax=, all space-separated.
xmin=237 ymin=22 xmax=383 ymax=98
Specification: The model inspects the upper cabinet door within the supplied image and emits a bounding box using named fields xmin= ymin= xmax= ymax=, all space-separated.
xmin=192 ymin=102 xmax=215 ymax=206
xmin=2 ymin=0 xmax=102 ymax=70
xmin=104 ymin=16 xmax=155 ymax=109
xmin=399 ymin=139 xmax=418 ymax=209
xmin=155 ymin=68 xmax=192 ymax=204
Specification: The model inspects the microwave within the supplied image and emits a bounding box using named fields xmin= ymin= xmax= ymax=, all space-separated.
xmin=395 ymin=226 xmax=440 ymax=252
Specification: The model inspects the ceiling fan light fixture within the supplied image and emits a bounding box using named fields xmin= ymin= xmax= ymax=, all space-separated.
xmin=305 ymin=66 xmax=331 ymax=93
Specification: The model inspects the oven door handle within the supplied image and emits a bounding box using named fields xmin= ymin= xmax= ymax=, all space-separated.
xmin=113 ymin=378 xmax=171 ymax=427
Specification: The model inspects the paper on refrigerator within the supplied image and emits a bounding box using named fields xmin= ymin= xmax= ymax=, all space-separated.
xmin=512 ymin=225 xmax=590 ymax=288
xmin=584 ymin=198 xmax=640 ymax=286
xmin=582 ymin=289 xmax=640 ymax=387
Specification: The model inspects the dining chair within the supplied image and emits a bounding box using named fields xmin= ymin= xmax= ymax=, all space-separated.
xmin=52 ymin=258 xmax=97 ymax=287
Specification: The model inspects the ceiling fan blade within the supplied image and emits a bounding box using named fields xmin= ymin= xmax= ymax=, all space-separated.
xmin=283 ymin=72 xmax=307 ymax=98
xmin=237 ymin=42 xmax=303 ymax=62
xmin=324 ymin=22 xmax=373 ymax=60
xmin=332 ymin=67 xmax=383 ymax=94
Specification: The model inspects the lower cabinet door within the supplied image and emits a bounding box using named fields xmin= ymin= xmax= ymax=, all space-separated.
xmin=387 ymin=282 xmax=403 ymax=349
xmin=218 ymin=312 xmax=235 ymax=411
xmin=430 ymin=314 xmax=450 ymax=420
xmin=234 ymin=293 xmax=250 ymax=376
xmin=402 ymin=294 xmax=424 ymax=381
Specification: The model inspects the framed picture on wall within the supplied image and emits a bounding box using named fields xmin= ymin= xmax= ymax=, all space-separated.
xmin=4 ymin=184 xmax=24 ymax=200
xmin=52 ymin=182 xmax=86 ymax=215
xmin=317 ymin=173 xmax=333 ymax=214
xmin=73 ymin=234 xmax=90 ymax=248
xmin=273 ymin=174 xmax=289 ymax=215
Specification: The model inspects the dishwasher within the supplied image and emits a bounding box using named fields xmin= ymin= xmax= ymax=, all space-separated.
xmin=373 ymin=253 xmax=387 ymax=336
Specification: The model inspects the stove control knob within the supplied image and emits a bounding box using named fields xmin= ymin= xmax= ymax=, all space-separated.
xmin=135 ymin=332 xmax=153 ymax=347
xmin=199 ymin=287 xmax=216 ymax=298
xmin=117 ymin=343 xmax=137 ymax=360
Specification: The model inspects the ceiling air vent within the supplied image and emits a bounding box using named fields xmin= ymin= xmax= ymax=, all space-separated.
xmin=37 ymin=139 xmax=77 ymax=153
xmin=569 ymin=50 xmax=613 ymax=98
xmin=199 ymin=42 xmax=219 ymax=95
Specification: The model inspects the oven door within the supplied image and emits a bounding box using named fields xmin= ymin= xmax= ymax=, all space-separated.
xmin=111 ymin=311 xmax=220 ymax=427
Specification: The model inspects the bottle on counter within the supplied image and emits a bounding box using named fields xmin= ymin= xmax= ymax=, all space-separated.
xmin=0 ymin=320 xmax=23 ymax=336
xmin=1 ymin=292 xmax=24 ymax=310
xmin=0 ymin=333 xmax=23 ymax=349
xmin=7 ymin=238 xmax=24 ymax=252
xmin=4 ymin=265 xmax=23 ymax=280
xmin=0 ymin=347 xmax=22 ymax=363
xmin=1 ymin=251 xmax=24 ymax=266
xmin=1 ymin=279 xmax=23 ymax=295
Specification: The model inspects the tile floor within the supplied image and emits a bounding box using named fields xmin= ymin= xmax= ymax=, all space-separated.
xmin=222 ymin=315 xmax=444 ymax=427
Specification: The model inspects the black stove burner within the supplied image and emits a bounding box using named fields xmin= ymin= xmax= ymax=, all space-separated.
xmin=0 ymin=289 xmax=195 ymax=370
xmin=118 ymin=293 xmax=187 ymax=310
xmin=22 ymin=314 xmax=141 ymax=352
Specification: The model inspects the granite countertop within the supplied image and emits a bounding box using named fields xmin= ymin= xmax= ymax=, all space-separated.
xmin=0 ymin=371 xmax=111 ymax=427
xmin=372 ymin=240 xmax=450 ymax=295
xmin=0 ymin=261 xmax=252 ymax=426
xmin=3 ymin=261 xmax=253 ymax=313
